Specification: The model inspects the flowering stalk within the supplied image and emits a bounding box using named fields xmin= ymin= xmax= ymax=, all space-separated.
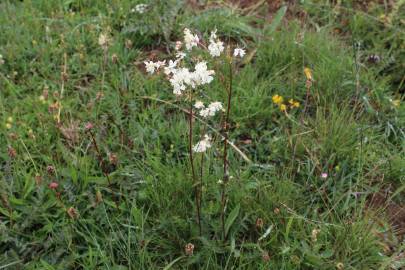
xmin=56 ymin=53 xmax=67 ymax=124
xmin=198 ymin=124 xmax=208 ymax=218
xmin=188 ymin=91 xmax=202 ymax=235
xmin=86 ymin=126 xmax=120 ymax=211
xmin=302 ymin=67 xmax=313 ymax=119
xmin=220 ymin=55 xmax=233 ymax=240
xmin=144 ymin=28 xmax=246 ymax=239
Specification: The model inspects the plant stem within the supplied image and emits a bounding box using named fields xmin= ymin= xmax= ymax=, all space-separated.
xmin=188 ymin=91 xmax=202 ymax=235
xmin=87 ymin=130 xmax=120 ymax=211
xmin=220 ymin=59 xmax=233 ymax=240
xmin=199 ymin=125 xmax=208 ymax=219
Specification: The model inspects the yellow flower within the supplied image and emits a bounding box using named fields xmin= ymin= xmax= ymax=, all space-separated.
xmin=280 ymin=104 xmax=287 ymax=112
xmin=7 ymin=116 xmax=13 ymax=123
xmin=304 ymin=67 xmax=313 ymax=81
xmin=5 ymin=123 xmax=12 ymax=129
xmin=289 ymin=99 xmax=300 ymax=108
xmin=272 ymin=94 xmax=283 ymax=105
xmin=392 ymin=99 xmax=400 ymax=107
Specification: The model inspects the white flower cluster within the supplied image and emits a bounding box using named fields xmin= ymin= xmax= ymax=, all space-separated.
xmin=0 ymin=54 xmax=4 ymax=65
xmin=183 ymin=28 xmax=199 ymax=50
xmin=144 ymin=60 xmax=166 ymax=74
xmin=193 ymin=134 xmax=212 ymax=153
xmin=194 ymin=101 xmax=223 ymax=117
xmin=208 ymin=29 xmax=224 ymax=57
xmin=169 ymin=62 xmax=214 ymax=95
xmin=144 ymin=29 xmax=246 ymax=96
xmin=132 ymin=4 xmax=148 ymax=14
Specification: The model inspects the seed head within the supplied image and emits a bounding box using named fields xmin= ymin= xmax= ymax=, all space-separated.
xmin=262 ymin=251 xmax=270 ymax=262
xmin=185 ymin=243 xmax=194 ymax=255
xmin=47 ymin=165 xmax=55 ymax=175
xmin=7 ymin=146 xmax=17 ymax=158
xmin=256 ymin=218 xmax=264 ymax=229
xmin=67 ymin=207 xmax=79 ymax=219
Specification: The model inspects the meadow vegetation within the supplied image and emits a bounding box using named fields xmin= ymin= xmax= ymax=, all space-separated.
xmin=0 ymin=0 xmax=404 ymax=269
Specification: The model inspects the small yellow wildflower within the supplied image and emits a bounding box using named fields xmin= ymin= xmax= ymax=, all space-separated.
xmin=272 ymin=95 xmax=284 ymax=105
xmin=280 ymin=104 xmax=287 ymax=112
xmin=304 ymin=67 xmax=313 ymax=81
xmin=5 ymin=123 xmax=12 ymax=129
xmin=289 ymin=99 xmax=300 ymax=108
xmin=392 ymin=99 xmax=400 ymax=107
xmin=7 ymin=116 xmax=13 ymax=123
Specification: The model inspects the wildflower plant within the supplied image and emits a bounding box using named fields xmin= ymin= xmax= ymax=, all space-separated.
xmin=145 ymin=28 xmax=245 ymax=237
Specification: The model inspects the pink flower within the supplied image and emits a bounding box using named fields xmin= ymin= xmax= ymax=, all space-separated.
xmin=49 ymin=182 xmax=59 ymax=190
xmin=84 ymin=122 xmax=94 ymax=130
xmin=321 ymin=173 xmax=328 ymax=179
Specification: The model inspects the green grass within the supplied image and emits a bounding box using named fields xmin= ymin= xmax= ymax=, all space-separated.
xmin=0 ymin=0 xmax=404 ymax=269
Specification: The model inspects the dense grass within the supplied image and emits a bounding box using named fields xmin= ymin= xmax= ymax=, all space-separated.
xmin=0 ymin=0 xmax=404 ymax=269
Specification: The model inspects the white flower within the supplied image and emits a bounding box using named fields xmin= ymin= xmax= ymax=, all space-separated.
xmin=193 ymin=134 xmax=212 ymax=153
xmin=144 ymin=61 xmax=156 ymax=74
xmin=175 ymin=41 xmax=182 ymax=51
xmin=170 ymin=67 xmax=191 ymax=95
xmin=194 ymin=101 xmax=205 ymax=109
xmin=199 ymin=101 xmax=223 ymax=117
xmin=192 ymin=62 xmax=214 ymax=87
xmin=233 ymin=48 xmax=246 ymax=58
xmin=183 ymin=28 xmax=199 ymax=50
xmin=208 ymin=29 xmax=224 ymax=57
xmin=208 ymin=101 xmax=223 ymax=112
xmin=176 ymin=51 xmax=186 ymax=60
xmin=164 ymin=60 xmax=178 ymax=75
xmin=199 ymin=108 xmax=210 ymax=118
xmin=98 ymin=33 xmax=110 ymax=49
xmin=155 ymin=60 xmax=166 ymax=69
xmin=166 ymin=61 xmax=214 ymax=95
xmin=134 ymin=4 xmax=148 ymax=14
xmin=208 ymin=40 xmax=224 ymax=57
xmin=144 ymin=60 xmax=166 ymax=74
xmin=0 ymin=54 xmax=4 ymax=65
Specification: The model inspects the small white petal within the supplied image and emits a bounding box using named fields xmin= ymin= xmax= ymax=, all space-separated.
xmin=233 ymin=48 xmax=246 ymax=58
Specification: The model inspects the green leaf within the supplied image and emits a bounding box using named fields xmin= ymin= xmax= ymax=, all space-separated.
xmin=263 ymin=6 xmax=287 ymax=36
xmin=225 ymin=204 xmax=240 ymax=237
xmin=163 ymin=256 xmax=185 ymax=270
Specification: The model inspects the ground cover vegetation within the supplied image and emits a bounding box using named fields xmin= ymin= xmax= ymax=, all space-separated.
xmin=0 ymin=0 xmax=404 ymax=269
